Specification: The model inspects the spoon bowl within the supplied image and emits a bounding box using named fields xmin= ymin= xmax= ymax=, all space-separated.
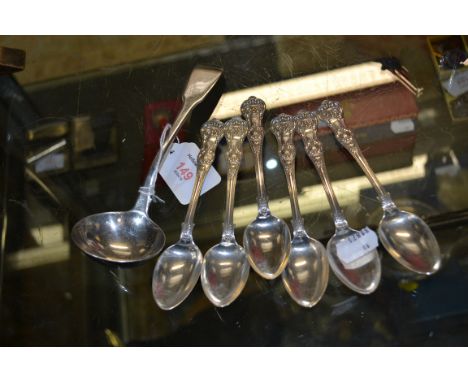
xmin=244 ymin=214 xmax=291 ymax=279
xmin=202 ymin=241 xmax=250 ymax=307
xmin=152 ymin=239 xmax=203 ymax=310
xmin=378 ymin=209 xmax=441 ymax=275
xmin=72 ymin=210 xmax=165 ymax=263
xmin=327 ymin=228 xmax=381 ymax=294
xmin=282 ymin=233 xmax=328 ymax=308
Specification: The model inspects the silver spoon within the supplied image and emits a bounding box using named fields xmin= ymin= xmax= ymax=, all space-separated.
xmin=201 ymin=117 xmax=250 ymax=307
xmin=241 ymin=96 xmax=291 ymax=280
xmin=152 ymin=119 xmax=224 ymax=310
xmin=318 ymin=100 xmax=441 ymax=275
xmin=271 ymin=114 xmax=329 ymax=308
xmin=71 ymin=66 xmax=223 ymax=264
xmin=296 ymin=111 xmax=381 ymax=294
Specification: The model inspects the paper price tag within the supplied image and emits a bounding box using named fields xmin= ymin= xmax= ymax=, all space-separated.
xmin=336 ymin=227 xmax=379 ymax=270
xmin=390 ymin=119 xmax=415 ymax=134
xmin=159 ymin=142 xmax=221 ymax=205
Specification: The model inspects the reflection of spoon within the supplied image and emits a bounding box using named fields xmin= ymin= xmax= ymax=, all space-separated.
xmin=241 ymin=96 xmax=291 ymax=280
xmin=152 ymin=119 xmax=224 ymax=310
xmin=201 ymin=117 xmax=250 ymax=307
xmin=71 ymin=66 xmax=223 ymax=264
xmin=296 ymin=111 xmax=381 ymax=294
xmin=271 ymin=114 xmax=329 ymax=307
xmin=318 ymin=100 xmax=441 ymax=275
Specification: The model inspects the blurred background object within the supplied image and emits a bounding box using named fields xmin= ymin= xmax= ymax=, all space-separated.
xmin=0 ymin=46 xmax=25 ymax=75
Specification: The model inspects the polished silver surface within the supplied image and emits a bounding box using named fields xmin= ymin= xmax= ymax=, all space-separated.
xmin=71 ymin=210 xmax=165 ymax=263
xmin=201 ymin=240 xmax=250 ymax=307
xmin=153 ymin=119 xmax=224 ymax=310
xmin=152 ymin=231 xmax=203 ymax=310
xmin=201 ymin=117 xmax=250 ymax=307
xmin=71 ymin=66 xmax=223 ymax=264
xmin=284 ymin=233 xmax=330 ymax=306
xmin=326 ymin=229 xmax=381 ymax=294
xmin=241 ymin=96 xmax=291 ymax=279
xmin=296 ymin=111 xmax=381 ymax=294
xmin=318 ymin=100 xmax=441 ymax=275
xmin=243 ymin=214 xmax=291 ymax=279
xmin=271 ymin=114 xmax=328 ymax=308
xmin=379 ymin=208 xmax=441 ymax=274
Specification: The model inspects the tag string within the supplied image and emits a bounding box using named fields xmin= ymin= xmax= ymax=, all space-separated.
xmin=139 ymin=122 xmax=178 ymax=205
xmin=160 ymin=122 xmax=180 ymax=147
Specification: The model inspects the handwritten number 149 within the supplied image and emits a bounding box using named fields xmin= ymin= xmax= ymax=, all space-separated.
xmin=176 ymin=162 xmax=193 ymax=180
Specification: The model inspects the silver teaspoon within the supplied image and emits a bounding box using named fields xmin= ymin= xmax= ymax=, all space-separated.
xmin=318 ymin=100 xmax=441 ymax=275
xmin=152 ymin=119 xmax=224 ymax=310
xmin=201 ymin=117 xmax=250 ymax=307
xmin=271 ymin=114 xmax=329 ymax=308
xmin=241 ymin=96 xmax=291 ymax=280
xmin=296 ymin=111 xmax=381 ymax=294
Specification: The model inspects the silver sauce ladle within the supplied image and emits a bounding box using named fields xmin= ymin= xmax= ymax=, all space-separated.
xmin=71 ymin=66 xmax=223 ymax=264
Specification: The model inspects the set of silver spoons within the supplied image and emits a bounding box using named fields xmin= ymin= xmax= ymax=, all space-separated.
xmin=153 ymin=96 xmax=442 ymax=310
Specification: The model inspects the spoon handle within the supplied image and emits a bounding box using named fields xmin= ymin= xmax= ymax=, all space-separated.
xmin=317 ymin=100 xmax=396 ymax=210
xmin=271 ymin=114 xmax=304 ymax=234
xmin=181 ymin=119 xmax=224 ymax=239
xmin=222 ymin=117 xmax=249 ymax=241
xmin=295 ymin=111 xmax=349 ymax=230
xmin=241 ymin=96 xmax=270 ymax=212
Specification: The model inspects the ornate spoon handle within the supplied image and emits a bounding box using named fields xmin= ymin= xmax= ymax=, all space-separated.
xmin=181 ymin=119 xmax=224 ymax=238
xmin=271 ymin=114 xmax=304 ymax=234
xmin=241 ymin=96 xmax=269 ymax=212
xmin=222 ymin=117 xmax=249 ymax=241
xmin=317 ymin=100 xmax=396 ymax=210
xmin=295 ymin=111 xmax=349 ymax=229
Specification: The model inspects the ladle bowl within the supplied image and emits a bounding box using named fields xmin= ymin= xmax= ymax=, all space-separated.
xmin=71 ymin=210 xmax=165 ymax=263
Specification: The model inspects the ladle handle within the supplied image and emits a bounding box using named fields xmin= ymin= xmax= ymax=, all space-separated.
xmin=271 ymin=114 xmax=304 ymax=234
xmin=241 ymin=96 xmax=269 ymax=212
xmin=317 ymin=100 xmax=396 ymax=211
xmin=135 ymin=66 xmax=223 ymax=213
xmin=222 ymin=117 xmax=249 ymax=241
xmin=133 ymin=102 xmax=194 ymax=213
xmin=295 ymin=111 xmax=349 ymax=230
xmin=144 ymin=102 xmax=193 ymax=190
xmin=181 ymin=119 xmax=224 ymax=239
